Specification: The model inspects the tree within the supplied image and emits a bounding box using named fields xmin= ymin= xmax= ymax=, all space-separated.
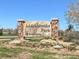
xmin=66 ymin=24 xmax=73 ymax=32
xmin=66 ymin=0 xmax=79 ymax=30
xmin=0 ymin=28 xmax=3 ymax=36
xmin=8 ymin=29 xmax=11 ymax=35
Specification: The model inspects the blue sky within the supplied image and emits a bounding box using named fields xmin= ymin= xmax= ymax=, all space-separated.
xmin=0 ymin=0 xmax=75 ymax=29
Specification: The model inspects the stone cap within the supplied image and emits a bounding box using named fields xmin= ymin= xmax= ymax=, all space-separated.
xmin=51 ymin=18 xmax=59 ymax=21
xmin=50 ymin=18 xmax=59 ymax=24
xmin=17 ymin=20 xmax=26 ymax=23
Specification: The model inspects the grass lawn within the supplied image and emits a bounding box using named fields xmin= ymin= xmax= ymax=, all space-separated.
xmin=0 ymin=47 xmax=24 ymax=58
xmin=0 ymin=46 xmax=78 ymax=59
xmin=0 ymin=36 xmax=79 ymax=59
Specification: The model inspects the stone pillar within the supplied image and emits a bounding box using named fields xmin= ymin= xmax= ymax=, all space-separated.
xmin=9 ymin=20 xmax=27 ymax=45
xmin=17 ymin=20 xmax=26 ymax=41
xmin=50 ymin=18 xmax=59 ymax=41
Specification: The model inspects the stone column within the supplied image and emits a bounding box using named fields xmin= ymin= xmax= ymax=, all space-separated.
xmin=17 ymin=20 xmax=26 ymax=41
xmin=9 ymin=20 xmax=27 ymax=45
xmin=50 ymin=18 xmax=59 ymax=41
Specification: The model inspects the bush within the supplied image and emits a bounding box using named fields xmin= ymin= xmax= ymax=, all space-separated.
xmin=64 ymin=31 xmax=79 ymax=42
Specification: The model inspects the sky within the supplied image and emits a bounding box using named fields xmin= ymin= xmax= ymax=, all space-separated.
xmin=0 ymin=0 xmax=75 ymax=30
